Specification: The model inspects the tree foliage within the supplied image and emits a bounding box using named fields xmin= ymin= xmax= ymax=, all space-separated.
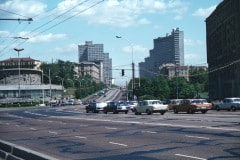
xmin=40 ymin=60 xmax=106 ymax=99
xmin=134 ymin=67 xmax=208 ymax=101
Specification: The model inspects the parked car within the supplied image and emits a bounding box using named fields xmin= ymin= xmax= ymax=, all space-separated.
xmin=77 ymin=99 xmax=82 ymax=105
xmin=172 ymin=99 xmax=211 ymax=114
xmin=213 ymin=97 xmax=240 ymax=111
xmin=166 ymin=99 xmax=182 ymax=110
xmin=133 ymin=100 xmax=168 ymax=115
xmin=126 ymin=101 xmax=138 ymax=111
xmin=67 ymin=99 xmax=74 ymax=105
xmin=116 ymin=101 xmax=130 ymax=114
xmin=104 ymin=101 xmax=118 ymax=114
xmin=104 ymin=101 xmax=129 ymax=114
xmin=85 ymin=102 xmax=107 ymax=113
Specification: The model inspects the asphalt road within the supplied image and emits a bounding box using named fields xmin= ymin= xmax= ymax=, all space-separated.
xmin=0 ymin=105 xmax=239 ymax=160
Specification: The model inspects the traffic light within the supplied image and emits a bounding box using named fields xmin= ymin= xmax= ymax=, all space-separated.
xmin=121 ymin=69 xmax=125 ymax=76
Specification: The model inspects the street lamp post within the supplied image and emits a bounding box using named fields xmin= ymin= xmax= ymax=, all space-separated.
xmin=116 ymin=36 xmax=135 ymax=100
xmin=14 ymin=48 xmax=24 ymax=98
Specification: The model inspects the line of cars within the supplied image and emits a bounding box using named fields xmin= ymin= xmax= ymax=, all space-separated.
xmin=85 ymin=100 xmax=168 ymax=115
xmin=85 ymin=97 xmax=240 ymax=115
xmin=85 ymin=101 xmax=137 ymax=114
xmin=50 ymin=98 xmax=82 ymax=106
xmin=166 ymin=97 xmax=240 ymax=113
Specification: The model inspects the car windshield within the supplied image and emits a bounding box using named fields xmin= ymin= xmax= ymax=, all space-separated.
xmin=201 ymin=99 xmax=208 ymax=103
xmin=191 ymin=100 xmax=202 ymax=104
xmin=150 ymin=101 xmax=161 ymax=105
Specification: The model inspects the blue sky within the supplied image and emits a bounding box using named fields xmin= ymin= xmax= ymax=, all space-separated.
xmin=0 ymin=0 xmax=222 ymax=85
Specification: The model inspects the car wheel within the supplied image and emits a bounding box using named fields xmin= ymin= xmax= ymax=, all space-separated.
xmin=201 ymin=110 xmax=207 ymax=114
xmin=146 ymin=109 xmax=152 ymax=115
xmin=104 ymin=109 xmax=107 ymax=114
xmin=125 ymin=111 xmax=128 ymax=114
xmin=216 ymin=106 xmax=220 ymax=111
xmin=86 ymin=109 xmax=89 ymax=113
xmin=160 ymin=112 xmax=165 ymax=115
xmin=187 ymin=108 xmax=193 ymax=114
xmin=134 ymin=110 xmax=139 ymax=115
xmin=173 ymin=108 xmax=178 ymax=114
xmin=231 ymin=106 xmax=236 ymax=112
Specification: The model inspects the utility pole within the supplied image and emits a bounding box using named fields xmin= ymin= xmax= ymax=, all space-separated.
xmin=14 ymin=48 xmax=24 ymax=98
xmin=116 ymin=36 xmax=135 ymax=100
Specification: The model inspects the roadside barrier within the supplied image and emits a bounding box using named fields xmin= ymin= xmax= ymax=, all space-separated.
xmin=0 ymin=140 xmax=58 ymax=160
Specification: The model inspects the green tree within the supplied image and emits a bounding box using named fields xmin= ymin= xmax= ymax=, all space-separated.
xmin=189 ymin=67 xmax=208 ymax=97
xmin=151 ymin=76 xmax=170 ymax=100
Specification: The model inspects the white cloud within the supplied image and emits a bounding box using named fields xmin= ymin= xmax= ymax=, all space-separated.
xmin=0 ymin=30 xmax=10 ymax=37
xmin=26 ymin=33 xmax=66 ymax=43
xmin=185 ymin=53 xmax=207 ymax=65
xmin=0 ymin=0 xmax=47 ymax=18
xmin=184 ymin=39 xmax=204 ymax=46
xmin=138 ymin=18 xmax=151 ymax=25
xmin=54 ymin=0 xmax=189 ymax=28
xmin=174 ymin=15 xmax=183 ymax=20
xmin=192 ymin=5 xmax=217 ymax=18
xmin=51 ymin=43 xmax=78 ymax=62
xmin=54 ymin=43 xmax=77 ymax=53
xmin=122 ymin=44 xmax=149 ymax=60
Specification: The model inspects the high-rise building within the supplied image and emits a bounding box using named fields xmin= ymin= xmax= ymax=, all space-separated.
xmin=139 ymin=28 xmax=184 ymax=78
xmin=206 ymin=0 xmax=240 ymax=100
xmin=78 ymin=41 xmax=112 ymax=85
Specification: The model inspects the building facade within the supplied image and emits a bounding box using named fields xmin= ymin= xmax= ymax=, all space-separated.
xmin=0 ymin=57 xmax=62 ymax=99
xmin=159 ymin=64 xmax=208 ymax=82
xmin=139 ymin=28 xmax=184 ymax=79
xmin=78 ymin=41 xmax=112 ymax=86
xmin=159 ymin=64 xmax=189 ymax=81
xmin=78 ymin=61 xmax=102 ymax=83
xmin=206 ymin=0 xmax=240 ymax=99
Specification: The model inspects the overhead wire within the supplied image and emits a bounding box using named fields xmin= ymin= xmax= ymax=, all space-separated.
xmin=0 ymin=0 xmax=104 ymax=57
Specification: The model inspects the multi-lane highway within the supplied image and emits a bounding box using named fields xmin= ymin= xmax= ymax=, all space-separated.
xmin=0 ymin=103 xmax=239 ymax=160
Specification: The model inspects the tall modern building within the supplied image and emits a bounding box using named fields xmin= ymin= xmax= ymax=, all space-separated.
xmin=206 ymin=0 xmax=240 ymax=99
xmin=139 ymin=28 xmax=184 ymax=78
xmin=78 ymin=41 xmax=112 ymax=85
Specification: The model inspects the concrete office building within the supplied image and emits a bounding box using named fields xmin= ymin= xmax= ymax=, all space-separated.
xmin=139 ymin=28 xmax=184 ymax=78
xmin=78 ymin=41 xmax=112 ymax=86
xmin=206 ymin=0 xmax=240 ymax=99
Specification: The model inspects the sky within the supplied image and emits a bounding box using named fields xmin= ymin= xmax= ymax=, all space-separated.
xmin=0 ymin=0 xmax=223 ymax=86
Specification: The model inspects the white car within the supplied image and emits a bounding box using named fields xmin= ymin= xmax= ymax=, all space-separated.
xmin=213 ymin=97 xmax=240 ymax=111
xmin=133 ymin=100 xmax=168 ymax=115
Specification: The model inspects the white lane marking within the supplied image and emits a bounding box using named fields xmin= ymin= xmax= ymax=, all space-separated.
xmin=75 ymin=136 xmax=87 ymax=139
xmin=48 ymin=121 xmax=53 ymax=123
xmin=175 ymin=154 xmax=207 ymax=160
xmin=141 ymin=131 xmax=157 ymax=134
xmin=80 ymin=124 xmax=88 ymax=127
xmin=109 ymin=142 xmax=128 ymax=147
xmin=30 ymin=128 xmax=37 ymax=131
xmin=105 ymin=127 xmax=117 ymax=130
xmin=48 ymin=131 xmax=58 ymax=134
xmin=24 ymin=111 xmax=48 ymax=117
xmin=185 ymin=135 xmax=210 ymax=140
xmin=15 ymin=125 xmax=20 ymax=127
